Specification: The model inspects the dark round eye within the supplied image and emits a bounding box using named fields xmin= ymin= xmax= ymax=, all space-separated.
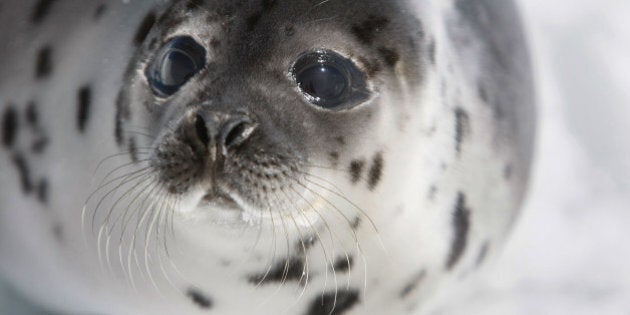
xmin=146 ymin=36 xmax=206 ymax=96
xmin=292 ymin=50 xmax=369 ymax=109
xmin=297 ymin=64 xmax=347 ymax=104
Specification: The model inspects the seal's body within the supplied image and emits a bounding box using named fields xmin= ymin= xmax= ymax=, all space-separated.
xmin=0 ymin=1 xmax=534 ymax=314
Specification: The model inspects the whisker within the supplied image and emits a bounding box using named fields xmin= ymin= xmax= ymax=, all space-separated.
xmin=300 ymin=171 xmax=380 ymax=234
xmin=154 ymin=190 xmax=179 ymax=293
xmin=89 ymin=168 xmax=152 ymax=234
xmin=299 ymin=174 xmax=373 ymax=292
xmin=292 ymin=177 xmax=360 ymax=247
xmin=129 ymin=186 xmax=164 ymax=291
xmin=255 ymin=205 xmax=279 ymax=289
xmin=162 ymin=194 xmax=186 ymax=280
xmin=100 ymin=173 xmax=149 ymax=277
xmin=104 ymin=175 xmax=155 ymax=234
xmin=92 ymin=152 xmax=149 ymax=178
xmin=278 ymin=207 xmax=293 ymax=285
xmin=116 ymin=179 xmax=160 ymax=290
xmin=125 ymin=130 xmax=155 ymax=139
xmin=143 ymin=188 xmax=168 ymax=295
xmin=83 ymin=165 xmax=151 ymax=234
xmin=96 ymin=160 xmax=151 ymax=187
xmin=284 ymin=186 xmax=338 ymax=305
xmin=116 ymin=180 xmax=158 ymax=283
xmin=288 ymin=212 xmax=311 ymax=308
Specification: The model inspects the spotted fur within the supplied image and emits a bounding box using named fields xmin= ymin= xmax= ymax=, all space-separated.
xmin=0 ymin=1 xmax=534 ymax=314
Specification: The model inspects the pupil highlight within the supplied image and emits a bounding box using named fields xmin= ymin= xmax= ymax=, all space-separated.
xmin=298 ymin=64 xmax=346 ymax=106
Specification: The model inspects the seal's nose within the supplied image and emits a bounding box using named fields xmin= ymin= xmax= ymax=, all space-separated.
xmin=192 ymin=110 xmax=257 ymax=155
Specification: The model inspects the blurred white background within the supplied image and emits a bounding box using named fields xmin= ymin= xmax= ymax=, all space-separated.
xmin=2 ymin=0 xmax=629 ymax=314
xmin=444 ymin=0 xmax=630 ymax=314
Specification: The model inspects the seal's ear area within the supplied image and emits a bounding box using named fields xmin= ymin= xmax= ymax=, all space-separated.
xmin=291 ymin=50 xmax=370 ymax=111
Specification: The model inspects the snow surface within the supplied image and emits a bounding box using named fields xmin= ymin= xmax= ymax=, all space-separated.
xmin=2 ymin=0 xmax=629 ymax=314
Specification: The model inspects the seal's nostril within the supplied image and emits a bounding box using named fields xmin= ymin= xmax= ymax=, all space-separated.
xmin=195 ymin=113 xmax=210 ymax=146
xmin=221 ymin=118 xmax=256 ymax=151
xmin=224 ymin=121 xmax=247 ymax=147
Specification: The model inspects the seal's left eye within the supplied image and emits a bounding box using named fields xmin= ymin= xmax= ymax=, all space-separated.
xmin=146 ymin=36 xmax=206 ymax=96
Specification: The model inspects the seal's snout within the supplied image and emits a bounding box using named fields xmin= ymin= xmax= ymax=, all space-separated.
xmin=152 ymin=109 xmax=257 ymax=194
xmin=191 ymin=110 xmax=257 ymax=156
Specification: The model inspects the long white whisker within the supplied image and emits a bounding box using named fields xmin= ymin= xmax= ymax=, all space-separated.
xmin=288 ymin=184 xmax=343 ymax=312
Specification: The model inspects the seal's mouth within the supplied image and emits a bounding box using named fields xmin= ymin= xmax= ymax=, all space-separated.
xmin=189 ymin=183 xmax=332 ymax=227
xmin=201 ymin=189 xmax=240 ymax=210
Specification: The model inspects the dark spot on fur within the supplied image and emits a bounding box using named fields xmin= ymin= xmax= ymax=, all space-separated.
xmin=186 ymin=288 xmax=212 ymax=309
xmin=128 ymin=137 xmax=138 ymax=162
xmin=52 ymin=223 xmax=63 ymax=241
xmin=358 ymin=56 xmax=381 ymax=77
xmin=400 ymin=270 xmax=427 ymax=299
xmin=329 ymin=151 xmax=339 ymax=166
xmin=454 ymin=108 xmax=470 ymax=155
xmin=114 ymin=91 xmax=129 ymax=145
xmin=148 ymin=37 xmax=159 ymax=51
xmin=210 ymin=38 xmax=221 ymax=48
xmin=262 ymin=0 xmax=277 ymax=10
xmin=478 ymin=82 xmax=489 ymax=103
xmin=248 ymin=257 xmax=306 ymax=285
xmin=504 ymin=164 xmax=512 ymax=180
xmin=25 ymin=101 xmax=39 ymax=126
xmin=35 ymin=46 xmax=53 ymax=79
xmin=367 ymin=152 xmax=383 ymax=190
xmin=349 ymin=160 xmax=365 ymax=184
xmin=334 ymin=136 xmax=346 ymax=145
xmin=23 ymin=101 xmax=49 ymax=153
xmin=36 ymin=178 xmax=49 ymax=204
xmin=216 ymin=5 xmax=236 ymax=19
xmin=12 ymin=153 xmax=33 ymax=194
xmin=114 ymin=116 xmax=123 ymax=145
xmin=93 ymin=4 xmax=107 ymax=20
xmin=476 ymin=241 xmax=490 ymax=267
xmin=157 ymin=12 xmax=184 ymax=39
xmin=306 ymin=289 xmax=360 ymax=315
xmin=351 ymin=15 xmax=390 ymax=45
xmin=300 ymin=235 xmax=318 ymax=251
xmin=427 ymin=39 xmax=436 ymax=65
xmin=31 ymin=136 xmax=49 ymax=154
xmin=333 ymin=256 xmax=353 ymax=273
xmin=246 ymin=12 xmax=262 ymax=31
xmin=31 ymin=0 xmax=57 ymax=24
xmin=186 ymin=0 xmax=205 ymax=11
xmin=133 ymin=11 xmax=156 ymax=46
xmin=378 ymin=47 xmax=399 ymax=67
xmin=284 ymin=25 xmax=295 ymax=37
xmin=351 ymin=217 xmax=361 ymax=229
xmin=77 ymin=86 xmax=92 ymax=133
xmin=446 ymin=192 xmax=471 ymax=270
xmin=427 ymin=185 xmax=437 ymax=200
xmin=2 ymin=105 xmax=18 ymax=148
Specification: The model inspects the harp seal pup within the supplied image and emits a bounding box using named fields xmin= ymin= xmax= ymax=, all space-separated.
xmin=0 ymin=0 xmax=534 ymax=314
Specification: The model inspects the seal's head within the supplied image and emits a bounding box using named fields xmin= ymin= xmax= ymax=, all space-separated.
xmin=115 ymin=0 xmax=426 ymax=226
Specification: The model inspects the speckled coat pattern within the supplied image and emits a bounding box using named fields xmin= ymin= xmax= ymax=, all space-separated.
xmin=0 ymin=0 xmax=534 ymax=314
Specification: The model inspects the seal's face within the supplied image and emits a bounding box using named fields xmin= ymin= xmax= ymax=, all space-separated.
xmin=117 ymin=0 xmax=425 ymax=224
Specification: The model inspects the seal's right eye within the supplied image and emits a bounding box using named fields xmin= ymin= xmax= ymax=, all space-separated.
xmin=146 ymin=36 xmax=206 ymax=97
xmin=291 ymin=50 xmax=369 ymax=110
